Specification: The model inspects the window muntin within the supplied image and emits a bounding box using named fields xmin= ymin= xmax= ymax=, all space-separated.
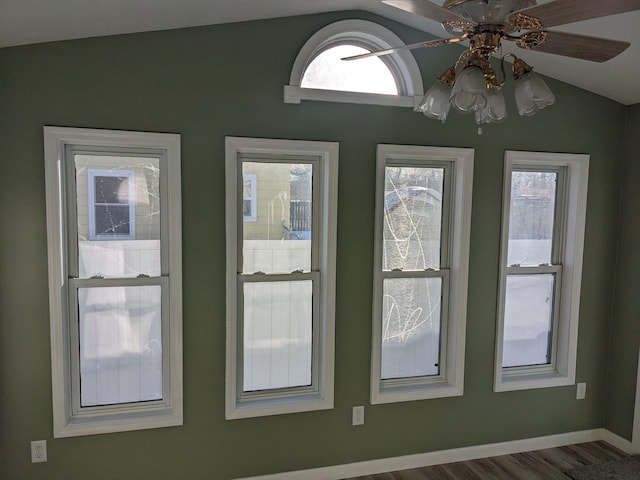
xmin=495 ymin=151 xmax=589 ymax=392
xmin=301 ymin=44 xmax=399 ymax=95
xmin=44 ymin=127 xmax=182 ymax=437
xmin=372 ymin=145 xmax=473 ymax=404
xmin=225 ymin=137 xmax=337 ymax=419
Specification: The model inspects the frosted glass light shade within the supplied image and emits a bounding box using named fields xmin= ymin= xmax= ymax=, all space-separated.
xmin=450 ymin=66 xmax=488 ymax=113
xmin=514 ymin=71 xmax=555 ymax=117
xmin=417 ymin=81 xmax=452 ymax=123
xmin=475 ymin=89 xmax=507 ymax=124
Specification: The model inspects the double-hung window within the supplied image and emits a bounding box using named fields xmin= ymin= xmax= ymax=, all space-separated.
xmin=371 ymin=145 xmax=474 ymax=404
xmin=44 ymin=127 xmax=182 ymax=437
xmin=494 ymin=151 xmax=588 ymax=392
xmin=225 ymin=137 xmax=338 ymax=419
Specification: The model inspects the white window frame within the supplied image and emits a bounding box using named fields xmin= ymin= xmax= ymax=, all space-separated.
xmin=88 ymin=168 xmax=136 ymax=240
xmin=242 ymin=173 xmax=257 ymax=222
xmin=284 ymin=20 xmax=424 ymax=108
xmin=494 ymin=150 xmax=589 ymax=392
xmin=371 ymin=145 xmax=474 ymax=404
xmin=225 ymin=136 xmax=338 ymax=419
xmin=44 ymin=126 xmax=183 ymax=437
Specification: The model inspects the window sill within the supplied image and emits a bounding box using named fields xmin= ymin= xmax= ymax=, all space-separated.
xmin=55 ymin=407 xmax=182 ymax=438
xmin=494 ymin=370 xmax=574 ymax=393
xmin=226 ymin=393 xmax=333 ymax=420
xmin=372 ymin=379 xmax=464 ymax=405
xmin=284 ymin=85 xmax=420 ymax=108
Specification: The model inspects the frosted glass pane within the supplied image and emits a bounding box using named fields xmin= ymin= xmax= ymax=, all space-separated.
xmin=381 ymin=277 xmax=442 ymax=379
xmin=383 ymin=166 xmax=444 ymax=271
xmin=301 ymin=44 xmax=398 ymax=95
xmin=78 ymin=285 xmax=162 ymax=407
xmin=502 ymin=274 xmax=555 ymax=368
xmin=242 ymin=162 xmax=312 ymax=274
xmin=507 ymin=171 xmax=557 ymax=266
xmin=243 ymin=281 xmax=312 ymax=392
xmin=75 ymin=155 xmax=161 ymax=278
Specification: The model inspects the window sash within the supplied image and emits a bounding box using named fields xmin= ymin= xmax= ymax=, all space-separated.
xmin=509 ymin=166 xmax=567 ymax=267
xmin=500 ymin=266 xmax=562 ymax=374
xmin=237 ymin=271 xmax=321 ymax=401
xmin=236 ymin=156 xmax=319 ymax=274
xmin=378 ymin=269 xmax=450 ymax=387
xmin=68 ymin=276 xmax=171 ymax=416
xmin=65 ymin=145 xmax=169 ymax=279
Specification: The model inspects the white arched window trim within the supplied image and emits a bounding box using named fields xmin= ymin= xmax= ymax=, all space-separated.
xmin=284 ymin=20 xmax=424 ymax=109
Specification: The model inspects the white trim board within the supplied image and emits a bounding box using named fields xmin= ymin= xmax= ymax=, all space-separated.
xmin=633 ymin=347 xmax=640 ymax=454
xmin=232 ymin=429 xmax=633 ymax=480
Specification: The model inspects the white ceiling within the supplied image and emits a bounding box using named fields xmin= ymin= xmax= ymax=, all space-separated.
xmin=1 ymin=0 xmax=639 ymax=105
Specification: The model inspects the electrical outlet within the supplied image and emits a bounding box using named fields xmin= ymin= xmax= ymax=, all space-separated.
xmin=576 ymin=382 xmax=587 ymax=400
xmin=31 ymin=440 xmax=47 ymax=463
xmin=352 ymin=405 xmax=364 ymax=426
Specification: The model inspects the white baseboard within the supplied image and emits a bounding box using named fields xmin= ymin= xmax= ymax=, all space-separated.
xmin=233 ymin=428 xmax=634 ymax=480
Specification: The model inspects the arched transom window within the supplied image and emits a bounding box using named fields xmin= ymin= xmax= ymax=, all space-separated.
xmin=285 ymin=20 xmax=424 ymax=108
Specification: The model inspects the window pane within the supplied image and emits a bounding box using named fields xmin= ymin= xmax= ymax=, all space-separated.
xmin=78 ymin=285 xmax=162 ymax=407
xmin=75 ymin=156 xmax=161 ymax=278
xmin=243 ymin=281 xmax=313 ymax=392
xmin=94 ymin=175 xmax=130 ymax=204
xmin=242 ymin=162 xmax=312 ymax=274
xmin=383 ymin=166 xmax=444 ymax=271
xmin=94 ymin=204 xmax=131 ymax=236
xmin=381 ymin=277 xmax=442 ymax=379
xmin=508 ymin=171 xmax=558 ymax=266
xmin=301 ymin=44 xmax=398 ymax=95
xmin=502 ymin=274 xmax=555 ymax=368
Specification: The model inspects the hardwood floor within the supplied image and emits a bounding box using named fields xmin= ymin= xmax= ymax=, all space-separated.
xmin=344 ymin=441 xmax=630 ymax=480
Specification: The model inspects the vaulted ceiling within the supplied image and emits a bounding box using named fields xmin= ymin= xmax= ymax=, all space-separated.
xmin=2 ymin=0 xmax=639 ymax=105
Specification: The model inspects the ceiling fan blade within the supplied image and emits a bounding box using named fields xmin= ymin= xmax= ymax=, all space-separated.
xmin=521 ymin=31 xmax=631 ymax=62
xmin=512 ymin=0 xmax=640 ymax=28
xmin=342 ymin=35 xmax=467 ymax=61
xmin=382 ymin=0 xmax=471 ymax=24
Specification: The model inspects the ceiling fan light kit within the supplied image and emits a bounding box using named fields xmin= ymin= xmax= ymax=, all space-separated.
xmin=365 ymin=0 xmax=640 ymax=125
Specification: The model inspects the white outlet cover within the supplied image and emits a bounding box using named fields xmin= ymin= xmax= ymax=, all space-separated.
xmin=352 ymin=405 xmax=364 ymax=426
xmin=576 ymin=382 xmax=587 ymax=400
xmin=31 ymin=440 xmax=47 ymax=463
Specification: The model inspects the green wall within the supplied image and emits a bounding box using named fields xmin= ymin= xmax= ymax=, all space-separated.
xmin=0 ymin=11 xmax=630 ymax=479
xmin=605 ymin=103 xmax=640 ymax=439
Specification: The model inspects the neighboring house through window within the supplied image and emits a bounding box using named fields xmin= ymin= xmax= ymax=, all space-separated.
xmin=284 ymin=20 xmax=424 ymax=108
xmin=225 ymin=136 xmax=338 ymax=419
xmin=243 ymin=174 xmax=257 ymax=222
xmin=371 ymin=144 xmax=474 ymax=404
xmin=494 ymin=150 xmax=589 ymax=392
xmin=44 ymin=127 xmax=182 ymax=437
xmin=88 ymin=169 xmax=135 ymax=240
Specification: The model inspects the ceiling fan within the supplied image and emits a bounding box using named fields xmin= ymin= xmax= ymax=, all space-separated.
xmin=344 ymin=0 xmax=640 ymax=125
